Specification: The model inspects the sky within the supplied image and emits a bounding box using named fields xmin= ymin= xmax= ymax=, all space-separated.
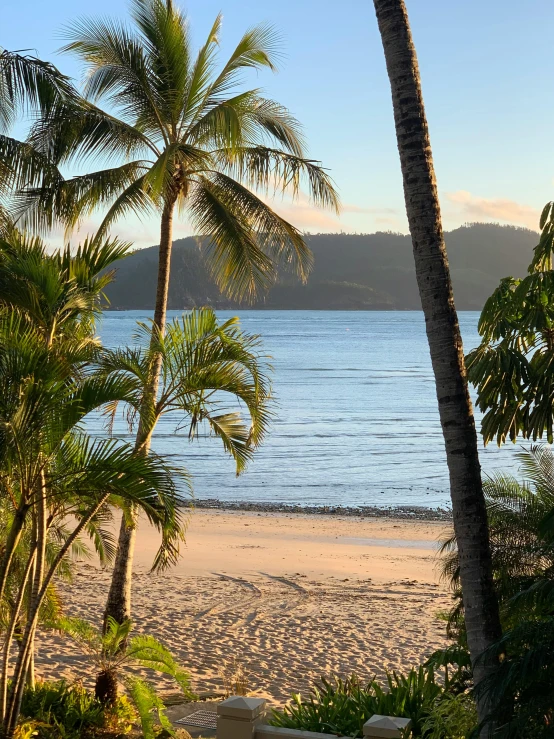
xmin=3 ymin=0 xmax=554 ymax=248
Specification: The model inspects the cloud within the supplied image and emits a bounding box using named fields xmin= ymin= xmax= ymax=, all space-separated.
xmin=341 ymin=204 xmax=398 ymax=215
xmin=445 ymin=190 xmax=540 ymax=230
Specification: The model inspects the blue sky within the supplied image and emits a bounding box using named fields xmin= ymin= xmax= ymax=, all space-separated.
xmin=3 ymin=0 xmax=553 ymax=246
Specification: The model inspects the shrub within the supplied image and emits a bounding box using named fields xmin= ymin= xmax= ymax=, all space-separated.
xmin=19 ymin=680 xmax=135 ymax=738
xmin=270 ymin=668 xmax=443 ymax=737
xmin=422 ymin=693 xmax=478 ymax=739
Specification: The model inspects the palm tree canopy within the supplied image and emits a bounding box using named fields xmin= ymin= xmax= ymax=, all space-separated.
xmin=0 ymin=50 xmax=75 ymax=234
xmin=0 ymin=232 xmax=190 ymax=572
xmin=20 ymin=0 xmax=340 ymax=301
xmin=99 ymin=308 xmax=272 ymax=475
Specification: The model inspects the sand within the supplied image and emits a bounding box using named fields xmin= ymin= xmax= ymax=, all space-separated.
xmin=35 ymin=510 xmax=453 ymax=705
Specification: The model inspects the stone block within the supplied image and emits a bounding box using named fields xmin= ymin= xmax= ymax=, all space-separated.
xmin=218 ymin=697 xmax=267 ymax=721
xmin=362 ymin=714 xmax=412 ymax=738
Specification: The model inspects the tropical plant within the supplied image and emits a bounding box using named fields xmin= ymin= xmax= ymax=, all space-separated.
xmin=371 ymin=0 xmax=501 ymax=728
xmin=19 ymin=679 xmax=135 ymax=739
xmin=19 ymin=0 xmax=339 ymax=632
xmin=98 ymin=308 xmax=271 ymax=628
xmin=421 ymin=692 xmax=478 ymax=739
xmin=439 ymin=445 xmax=554 ymax=736
xmin=0 ymin=507 xmax=98 ymax=693
xmin=0 ymin=233 xmax=188 ymax=739
xmin=271 ymin=669 xmax=443 ymax=738
xmin=56 ymin=616 xmax=194 ymax=739
xmin=467 ymin=202 xmax=554 ymax=445
xmin=0 ymin=49 xmax=74 ymax=233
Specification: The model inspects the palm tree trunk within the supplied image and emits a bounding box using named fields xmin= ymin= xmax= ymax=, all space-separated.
xmin=3 ymin=496 xmax=110 ymax=738
xmin=102 ymin=198 xmax=176 ymax=631
xmin=372 ymin=0 xmax=501 ymax=728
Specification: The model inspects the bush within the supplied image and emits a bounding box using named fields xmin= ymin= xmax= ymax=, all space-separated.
xmin=270 ymin=668 xmax=443 ymax=737
xmin=19 ymin=680 xmax=135 ymax=738
xmin=422 ymin=693 xmax=478 ymax=739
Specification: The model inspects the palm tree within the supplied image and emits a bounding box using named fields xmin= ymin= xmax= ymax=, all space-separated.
xmin=58 ymin=615 xmax=194 ymax=724
xmin=97 ymin=309 xmax=271 ymax=626
xmin=371 ymin=0 xmax=501 ymax=728
xmin=0 ymin=49 xmax=74 ymax=233
xmin=439 ymin=445 xmax=554 ymax=737
xmin=20 ymin=0 xmax=339 ymax=630
xmin=0 ymin=233 xmax=187 ymax=738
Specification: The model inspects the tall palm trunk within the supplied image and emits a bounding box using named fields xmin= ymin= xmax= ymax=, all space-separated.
xmin=103 ymin=198 xmax=176 ymax=629
xmin=372 ymin=0 xmax=501 ymax=728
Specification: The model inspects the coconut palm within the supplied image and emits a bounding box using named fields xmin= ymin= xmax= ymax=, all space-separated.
xmin=22 ymin=0 xmax=339 ymax=315
xmin=371 ymin=0 xmax=501 ymax=729
xmin=0 ymin=49 xmax=74 ymax=232
xmin=19 ymin=0 xmax=339 ymax=630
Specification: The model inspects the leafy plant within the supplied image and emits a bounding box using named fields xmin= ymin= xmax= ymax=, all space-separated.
xmin=421 ymin=693 xmax=477 ymax=739
xmin=57 ymin=616 xmax=195 ymax=739
xmin=438 ymin=445 xmax=554 ymax=735
xmin=467 ymin=201 xmax=554 ymax=445
xmin=19 ymin=679 xmax=134 ymax=738
xmin=0 ymin=232 xmax=188 ymax=738
xmin=271 ymin=668 xmax=442 ymax=738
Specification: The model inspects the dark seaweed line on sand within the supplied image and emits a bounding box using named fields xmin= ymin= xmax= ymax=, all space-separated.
xmin=190 ymin=499 xmax=452 ymax=521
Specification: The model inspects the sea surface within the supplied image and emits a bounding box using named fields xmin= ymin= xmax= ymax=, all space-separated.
xmin=95 ymin=311 xmax=524 ymax=510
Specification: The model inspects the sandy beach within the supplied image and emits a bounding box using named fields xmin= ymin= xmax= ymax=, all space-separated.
xmin=35 ymin=510 xmax=453 ymax=705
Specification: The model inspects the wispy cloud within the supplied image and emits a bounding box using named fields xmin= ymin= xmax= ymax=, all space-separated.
xmin=341 ymin=204 xmax=398 ymax=216
xmin=445 ymin=190 xmax=540 ymax=230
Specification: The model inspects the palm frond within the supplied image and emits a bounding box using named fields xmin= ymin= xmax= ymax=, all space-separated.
xmin=0 ymin=49 xmax=75 ymax=132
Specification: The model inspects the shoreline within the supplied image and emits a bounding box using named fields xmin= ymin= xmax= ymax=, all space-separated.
xmin=37 ymin=509 xmax=451 ymax=704
xmin=192 ymin=499 xmax=452 ymax=521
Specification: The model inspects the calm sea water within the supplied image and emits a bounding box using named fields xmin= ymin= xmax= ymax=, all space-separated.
xmin=95 ymin=311 xmax=523 ymax=509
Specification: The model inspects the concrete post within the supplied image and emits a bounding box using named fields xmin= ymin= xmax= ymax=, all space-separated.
xmin=217 ymin=696 xmax=267 ymax=739
xmin=363 ymin=715 xmax=412 ymax=738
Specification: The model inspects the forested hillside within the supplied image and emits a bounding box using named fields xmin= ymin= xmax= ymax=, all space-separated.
xmin=103 ymin=223 xmax=537 ymax=310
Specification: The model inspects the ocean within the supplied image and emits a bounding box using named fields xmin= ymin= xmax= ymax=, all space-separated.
xmin=96 ymin=310 xmax=523 ymax=510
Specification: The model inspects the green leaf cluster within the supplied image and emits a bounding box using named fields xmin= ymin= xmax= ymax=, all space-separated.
xmin=271 ymin=669 xmax=443 ymax=738
xmin=438 ymin=445 xmax=554 ymax=736
xmin=16 ymin=0 xmax=339 ymax=303
xmin=467 ymin=201 xmax=554 ymax=444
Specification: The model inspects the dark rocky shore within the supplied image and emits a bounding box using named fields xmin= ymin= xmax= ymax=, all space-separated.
xmin=192 ymin=498 xmax=452 ymax=521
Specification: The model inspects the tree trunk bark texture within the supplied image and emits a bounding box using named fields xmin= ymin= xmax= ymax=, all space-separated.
xmin=372 ymin=0 xmax=502 ymax=728
xmin=102 ymin=198 xmax=176 ymax=631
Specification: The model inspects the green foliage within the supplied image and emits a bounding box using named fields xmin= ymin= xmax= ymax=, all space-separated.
xmin=19 ymin=680 xmax=134 ymax=738
xmin=0 ymin=49 xmax=74 ymax=232
xmin=56 ymin=616 xmax=194 ymax=738
xmin=126 ymin=678 xmax=175 ymax=739
xmin=439 ymin=444 xmax=554 ymax=735
xmin=421 ymin=693 xmax=478 ymax=739
xmin=467 ymin=201 xmax=554 ymax=444
xmin=424 ymin=644 xmax=472 ymax=694
xmin=57 ymin=615 xmax=194 ymax=699
xmin=271 ymin=669 xmax=443 ymax=738
xmin=100 ymin=309 xmax=272 ymax=474
xmin=0 ymin=232 xmax=189 ymax=736
xmin=18 ymin=0 xmax=339 ymax=303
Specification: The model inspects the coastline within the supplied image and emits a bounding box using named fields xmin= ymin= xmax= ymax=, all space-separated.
xmin=192 ymin=499 xmax=453 ymax=521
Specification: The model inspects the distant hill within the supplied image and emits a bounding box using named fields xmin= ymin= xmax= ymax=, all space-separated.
xmin=103 ymin=223 xmax=538 ymax=311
